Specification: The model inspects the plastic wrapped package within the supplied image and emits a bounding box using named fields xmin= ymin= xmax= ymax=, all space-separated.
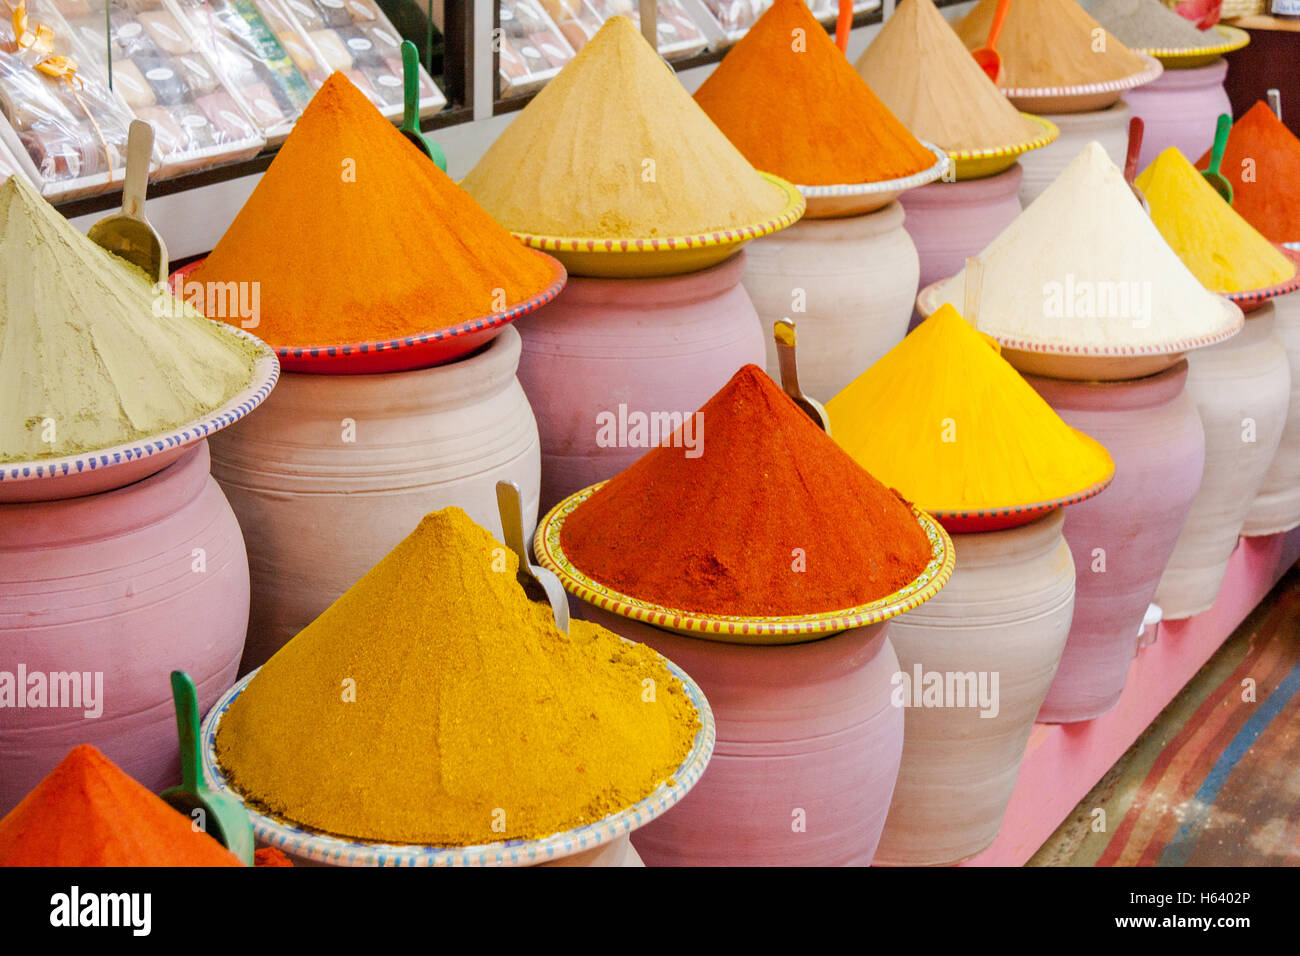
xmin=168 ymin=0 xmax=317 ymax=138
xmin=498 ymin=0 xmax=575 ymax=96
xmin=694 ymin=0 xmax=878 ymax=42
xmin=581 ymin=0 xmax=708 ymax=57
xmin=0 ymin=0 xmax=136 ymax=196
xmin=0 ymin=127 xmax=27 ymax=182
xmin=61 ymin=0 xmax=265 ymax=178
xmin=272 ymin=0 xmax=445 ymax=118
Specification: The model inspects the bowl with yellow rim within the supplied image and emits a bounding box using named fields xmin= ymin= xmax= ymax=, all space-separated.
xmin=510 ymin=173 xmax=805 ymax=278
xmin=1136 ymin=25 xmax=1249 ymax=70
xmin=201 ymin=659 xmax=715 ymax=866
xmin=534 ymin=481 xmax=955 ymax=645
xmin=999 ymin=55 xmax=1163 ymax=115
xmin=798 ymin=143 xmax=949 ymax=218
xmin=916 ymin=278 xmax=1244 ymax=381
xmin=947 ymin=114 xmax=1059 ymax=181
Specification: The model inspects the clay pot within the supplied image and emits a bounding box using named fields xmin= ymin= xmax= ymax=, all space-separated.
xmin=1157 ymin=308 xmax=1291 ymax=619
xmin=1123 ymin=60 xmax=1231 ymax=170
xmin=209 ymin=325 xmax=540 ymax=672
xmin=0 ymin=443 xmax=247 ymax=814
xmin=1027 ymin=361 xmax=1205 ymax=722
xmin=742 ymin=202 xmax=919 ymax=401
xmin=580 ymin=606 xmax=902 ymax=867
xmin=875 ymin=512 xmax=1074 ymax=866
xmin=1243 ymin=293 xmax=1300 ymax=535
xmin=899 ymin=165 xmax=1023 ymax=330
xmin=1018 ymin=102 xmax=1131 ymax=207
xmin=515 ymin=252 xmax=764 ymax=513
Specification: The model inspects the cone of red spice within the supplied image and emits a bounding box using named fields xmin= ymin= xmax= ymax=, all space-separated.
xmin=558 ymin=365 xmax=933 ymax=617
xmin=0 ymin=745 xmax=243 ymax=867
xmin=1197 ymin=102 xmax=1300 ymax=244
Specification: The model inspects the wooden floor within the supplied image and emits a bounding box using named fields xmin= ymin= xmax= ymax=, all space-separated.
xmin=1031 ymin=568 xmax=1300 ymax=867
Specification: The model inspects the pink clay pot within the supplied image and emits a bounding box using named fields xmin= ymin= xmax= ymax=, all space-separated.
xmin=876 ymin=511 xmax=1075 ymax=866
xmin=1123 ymin=61 xmax=1231 ymax=170
xmin=1026 ymin=362 xmax=1205 ymax=722
xmin=0 ymin=443 xmax=248 ymax=814
xmin=515 ymin=252 xmax=764 ymax=513
xmin=899 ymin=165 xmax=1023 ymax=330
xmin=581 ymin=605 xmax=903 ymax=867
xmin=1243 ymin=292 xmax=1300 ymax=535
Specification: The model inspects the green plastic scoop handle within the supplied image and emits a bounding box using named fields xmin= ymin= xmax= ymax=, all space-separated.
xmin=1202 ymin=113 xmax=1233 ymax=205
xmin=159 ymin=671 xmax=255 ymax=866
xmin=400 ymin=40 xmax=446 ymax=172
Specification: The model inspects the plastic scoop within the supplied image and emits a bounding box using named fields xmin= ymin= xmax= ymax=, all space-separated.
xmin=835 ymin=0 xmax=852 ymax=53
xmin=1124 ymin=116 xmax=1151 ymax=215
xmin=159 ymin=671 xmax=255 ymax=866
xmin=972 ymin=0 xmax=1011 ymax=86
xmin=496 ymin=480 xmax=570 ymax=636
xmin=86 ymin=120 xmax=167 ymax=284
xmin=774 ymin=319 xmax=831 ymax=433
xmin=1268 ymin=88 xmax=1282 ymax=121
xmin=399 ymin=40 xmax=446 ymax=171
xmin=1202 ymin=113 xmax=1233 ymax=204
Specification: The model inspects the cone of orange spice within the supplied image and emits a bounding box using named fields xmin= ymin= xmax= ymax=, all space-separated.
xmin=694 ymin=0 xmax=936 ymax=187
xmin=557 ymin=365 xmax=935 ymax=618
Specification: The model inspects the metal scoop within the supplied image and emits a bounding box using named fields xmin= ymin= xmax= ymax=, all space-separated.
xmin=399 ymin=41 xmax=446 ymax=171
xmin=972 ymin=0 xmax=1011 ymax=86
xmin=496 ymin=480 xmax=570 ymax=635
xmin=1268 ymin=88 xmax=1282 ymax=121
xmin=774 ymin=318 xmax=831 ymax=433
xmin=86 ymin=120 xmax=167 ymax=284
xmin=1125 ymin=116 xmax=1152 ymax=215
xmin=160 ymin=671 xmax=255 ymax=865
xmin=1202 ymin=113 xmax=1234 ymax=204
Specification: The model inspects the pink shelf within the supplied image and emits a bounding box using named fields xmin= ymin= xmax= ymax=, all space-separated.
xmin=963 ymin=528 xmax=1300 ymax=867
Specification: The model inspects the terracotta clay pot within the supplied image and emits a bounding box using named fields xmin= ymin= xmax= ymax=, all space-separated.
xmin=1157 ymin=308 xmax=1291 ymax=618
xmin=579 ymin=606 xmax=903 ymax=867
xmin=0 ymin=443 xmax=247 ymax=814
xmin=1027 ymin=361 xmax=1205 ymax=722
xmin=515 ymin=252 xmax=764 ymax=513
xmin=899 ymin=165 xmax=1023 ymax=330
xmin=1243 ymin=293 xmax=1300 ymax=535
xmin=1018 ymin=102 xmax=1131 ymax=207
xmin=875 ymin=511 xmax=1074 ymax=866
xmin=209 ymin=325 xmax=540 ymax=672
xmin=1123 ymin=60 xmax=1231 ymax=170
xmin=742 ymin=202 xmax=919 ymax=401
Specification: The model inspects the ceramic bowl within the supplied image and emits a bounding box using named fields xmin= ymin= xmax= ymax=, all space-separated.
xmin=534 ymin=482 xmax=955 ymax=645
xmin=1137 ymin=25 xmax=1249 ymax=70
xmin=947 ymin=114 xmax=1059 ymax=180
xmin=1221 ymin=247 xmax=1300 ymax=314
xmin=916 ymin=278 xmax=1244 ymax=381
xmin=798 ymin=143 xmax=948 ymax=218
xmin=0 ymin=326 xmax=278 ymax=502
xmin=201 ymin=660 xmax=715 ymax=866
xmin=171 ymin=252 xmax=567 ymax=374
xmin=1002 ymin=55 xmax=1163 ymax=114
xmin=510 ymin=173 xmax=805 ymax=278
xmin=929 ymin=472 xmax=1115 ymax=534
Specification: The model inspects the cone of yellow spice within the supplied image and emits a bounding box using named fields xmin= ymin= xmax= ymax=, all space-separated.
xmin=461 ymin=16 xmax=790 ymax=242
xmin=1135 ymin=146 xmax=1296 ymax=295
xmin=215 ymin=507 xmax=700 ymax=846
xmin=827 ymin=304 xmax=1115 ymax=525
